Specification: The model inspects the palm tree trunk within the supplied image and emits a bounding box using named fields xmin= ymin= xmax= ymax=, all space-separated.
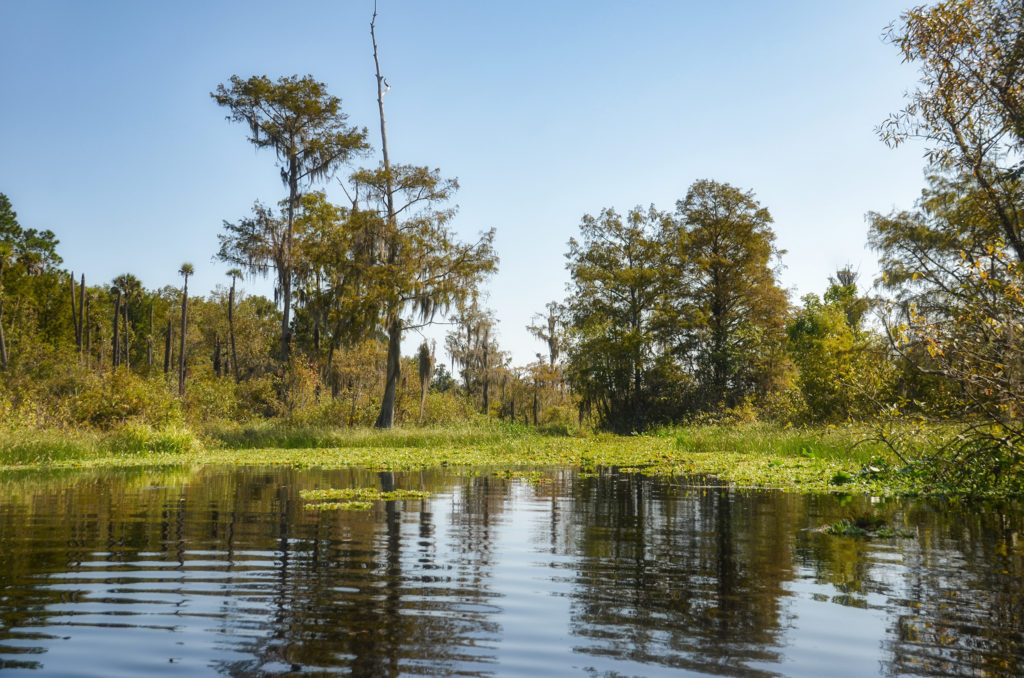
xmin=112 ymin=289 xmax=121 ymax=368
xmin=123 ymin=299 xmax=130 ymax=370
xmin=147 ymin=301 xmax=153 ymax=371
xmin=228 ymin=280 xmax=239 ymax=382
xmin=85 ymin=294 xmax=92 ymax=369
xmin=178 ymin=279 xmax=189 ymax=397
xmin=70 ymin=272 xmax=81 ymax=351
xmin=78 ymin=274 xmax=85 ymax=356
xmin=163 ymin=317 xmax=172 ymax=374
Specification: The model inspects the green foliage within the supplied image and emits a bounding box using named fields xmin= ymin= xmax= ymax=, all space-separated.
xmin=69 ymin=373 xmax=182 ymax=429
xmin=881 ymin=0 xmax=1024 ymax=260
xmin=788 ymin=276 xmax=889 ymax=422
xmin=564 ymin=181 xmax=791 ymax=431
xmin=565 ymin=205 xmax=666 ymax=432
xmin=666 ymin=179 xmax=791 ymax=409
xmin=107 ymin=422 xmax=199 ymax=455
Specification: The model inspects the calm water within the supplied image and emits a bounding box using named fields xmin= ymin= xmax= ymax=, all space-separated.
xmin=0 ymin=466 xmax=1021 ymax=677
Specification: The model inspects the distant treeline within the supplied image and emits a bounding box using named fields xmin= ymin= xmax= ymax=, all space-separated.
xmin=1 ymin=0 xmax=1022 ymax=490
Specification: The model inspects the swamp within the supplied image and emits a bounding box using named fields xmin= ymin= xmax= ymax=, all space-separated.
xmin=0 ymin=463 xmax=1022 ymax=676
xmin=4 ymin=0 xmax=1024 ymax=675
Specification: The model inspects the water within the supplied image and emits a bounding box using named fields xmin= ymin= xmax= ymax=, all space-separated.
xmin=0 ymin=466 xmax=1021 ymax=677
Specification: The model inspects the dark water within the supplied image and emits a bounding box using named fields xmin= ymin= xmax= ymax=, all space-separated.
xmin=0 ymin=466 xmax=1021 ymax=677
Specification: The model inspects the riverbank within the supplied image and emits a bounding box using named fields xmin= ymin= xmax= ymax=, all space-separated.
xmin=0 ymin=421 xmax=947 ymax=496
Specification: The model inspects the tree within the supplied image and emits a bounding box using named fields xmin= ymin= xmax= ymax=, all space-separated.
xmin=291 ymin=191 xmax=378 ymax=386
xmin=0 ymin=194 xmax=63 ymax=370
xmin=213 ymin=74 xmax=368 ymax=361
xmin=178 ymin=263 xmax=193 ymax=397
xmin=110 ymin=285 xmax=122 ymax=368
xmin=112 ymin=273 xmax=142 ymax=370
xmin=227 ymin=268 xmax=243 ymax=382
xmin=528 ymin=301 xmax=566 ymax=368
xmin=0 ymin=194 xmax=20 ymax=369
xmin=869 ymin=173 xmax=1024 ymax=488
xmin=880 ymin=0 xmax=1024 ymax=261
xmin=361 ymin=11 xmax=498 ymax=428
xmin=445 ymin=295 xmax=504 ymax=413
xmin=788 ymin=270 xmax=886 ymax=422
xmin=416 ymin=340 xmax=435 ymax=424
xmin=664 ymin=180 xmax=790 ymax=410
xmin=565 ymin=206 xmax=666 ymax=431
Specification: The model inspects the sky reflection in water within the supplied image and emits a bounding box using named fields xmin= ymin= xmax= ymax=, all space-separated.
xmin=0 ymin=466 xmax=1021 ymax=677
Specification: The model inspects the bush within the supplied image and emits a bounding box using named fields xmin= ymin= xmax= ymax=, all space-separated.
xmin=184 ymin=376 xmax=242 ymax=424
xmin=235 ymin=375 xmax=283 ymax=419
xmin=69 ymin=372 xmax=182 ymax=429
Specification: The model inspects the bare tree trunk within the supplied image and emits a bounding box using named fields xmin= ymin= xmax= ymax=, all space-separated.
xmin=78 ymin=274 xmax=85 ymax=356
xmin=213 ymin=334 xmax=222 ymax=377
xmin=163 ymin=317 xmax=172 ymax=375
xmin=146 ymin=301 xmax=153 ymax=371
xmin=228 ymin=279 xmax=239 ymax=382
xmin=178 ymin=278 xmax=189 ymax=397
xmin=372 ymin=7 xmax=401 ymax=429
xmin=327 ymin=340 xmax=337 ymax=398
xmin=481 ymin=338 xmax=489 ymax=415
xmin=123 ymin=298 xmax=131 ymax=371
xmin=70 ymin=272 xmax=81 ymax=352
xmin=112 ymin=289 xmax=121 ymax=368
xmin=0 ymin=258 xmax=7 ymax=370
xmin=533 ymin=379 xmax=539 ymax=426
xmin=84 ymin=294 xmax=92 ymax=369
xmin=0 ymin=300 xmax=7 ymax=370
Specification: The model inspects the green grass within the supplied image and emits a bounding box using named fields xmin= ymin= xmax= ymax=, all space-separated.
xmin=0 ymin=421 xmax=961 ymax=496
xmin=201 ymin=419 xmax=541 ymax=450
xmin=668 ymin=422 xmax=889 ymax=465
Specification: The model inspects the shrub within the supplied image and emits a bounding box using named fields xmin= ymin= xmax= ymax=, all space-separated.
xmin=69 ymin=372 xmax=182 ymax=429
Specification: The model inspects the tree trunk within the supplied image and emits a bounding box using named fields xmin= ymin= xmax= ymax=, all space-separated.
xmin=70 ymin=272 xmax=81 ymax=351
xmin=281 ymin=154 xmax=295 ymax=363
xmin=78 ymin=274 xmax=85 ymax=356
xmin=533 ymin=381 xmax=539 ymax=426
xmin=163 ymin=318 xmax=172 ymax=374
xmin=328 ymin=341 xmax=337 ymax=398
xmin=178 ymin=278 xmax=189 ymax=397
xmin=147 ymin=301 xmax=153 ymax=371
xmin=123 ymin=298 xmax=130 ymax=370
xmin=84 ymin=294 xmax=91 ymax=369
xmin=371 ymin=9 xmax=400 ymax=429
xmin=0 ymin=299 xmax=7 ymax=370
xmin=228 ymin=279 xmax=240 ymax=382
xmin=112 ymin=289 xmax=121 ymax=368
xmin=213 ymin=334 xmax=222 ymax=377
xmin=481 ymin=340 xmax=489 ymax=415
xmin=0 ymin=257 xmax=6 ymax=370
xmin=375 ymin=315 xmax=402 ymax=429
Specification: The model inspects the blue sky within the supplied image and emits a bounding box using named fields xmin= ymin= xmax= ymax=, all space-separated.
xmin=1 ymin=1 xmax=927 ymax=364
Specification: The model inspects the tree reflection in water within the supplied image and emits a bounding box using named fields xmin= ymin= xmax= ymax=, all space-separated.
xmin=0 ymin=466 xmax=1021 ymax=677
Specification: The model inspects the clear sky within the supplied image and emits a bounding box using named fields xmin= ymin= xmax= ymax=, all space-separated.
xmin=0 ymin=0 xmax=927 ymax=365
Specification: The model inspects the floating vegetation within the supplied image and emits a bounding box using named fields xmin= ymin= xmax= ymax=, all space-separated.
xmin=494 ymin=469 xmax=552 ymax=485
xmin=3 ymin=423 xmax=982 ymax=498
xmin=300 ymin=487 xmax=431 ymax=503
xmin=819 ymin=514 xmax=914 ymax=538
xmin=304 ymin=500 xmax=374 ymax=511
